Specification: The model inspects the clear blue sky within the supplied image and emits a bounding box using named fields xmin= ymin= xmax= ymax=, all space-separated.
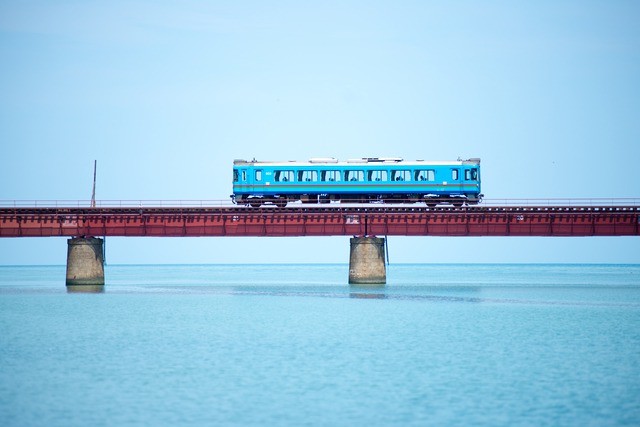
xmin=1 ymin=1 xmax=639 ymax=264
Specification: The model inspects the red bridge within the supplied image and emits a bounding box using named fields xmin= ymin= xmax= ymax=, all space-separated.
xmin=1 ymin=200 xmax=638 ymax=237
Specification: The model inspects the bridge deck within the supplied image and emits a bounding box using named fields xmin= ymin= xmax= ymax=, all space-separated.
xmin=1 ymin=205 xmax=638 ymax=237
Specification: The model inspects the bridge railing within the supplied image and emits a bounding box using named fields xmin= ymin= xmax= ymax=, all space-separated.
xmin=482 ymin=198 xmax=640 ymax=207
xmin=0 ymin=198 xmax=639 ymax=208
xmin=0 ymin=200 xmax=233 ymax=208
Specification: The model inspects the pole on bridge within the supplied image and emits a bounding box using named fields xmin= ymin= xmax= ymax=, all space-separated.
xmin=91 ymin=160 xmax=97 ymax=208
xmin=349 ymin=237 xmax=386 ymax=285
xmin=66 ymin=237 xmax=105 ymax=293
xmin=65 ymin=161 xmax=105 ymax=292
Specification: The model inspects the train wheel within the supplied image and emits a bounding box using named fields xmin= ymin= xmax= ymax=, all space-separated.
xmin=249 ymin=200 xmax=262 ymax=208
xmin=274 ymin=198 xmax=287 ymax=208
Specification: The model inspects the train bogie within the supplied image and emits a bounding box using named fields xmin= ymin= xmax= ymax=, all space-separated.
xmin=231 ymin=157 xmax=482 ymax=208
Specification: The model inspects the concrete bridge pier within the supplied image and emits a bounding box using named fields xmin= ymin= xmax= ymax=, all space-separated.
xmin=348 ymin=237 xmax=386 ymax=285
xmin=66 ymin=237 xmax=105 ymax=293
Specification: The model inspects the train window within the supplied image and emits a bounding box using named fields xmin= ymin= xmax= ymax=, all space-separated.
xmin=464 ymin=169 xmax=478 ymax=180
xmin=274 ymin=170 xmax=294 ymax=182
xmin=368 ymin=170 xmax=388 ymax=181
xmin=233 ymin=170 xmax=239 ymax=182
xmin=242 ymin=170 xmax=247 ymax=181
xmin=255 ymin=170 xmax=262 ymax=181
xmin=298 ymin=170 xmax=318 ymax=182
xmin=392 ymin=170 xmax=411 ymax=182
xmin=322 ymin=170 xmax=342 ymax=182
xmin=345 ymin=170 xmax=364 ymax=182
xmin=452 ymin=169 xmax=459 ymax=180
xmin=415 ymin=170 xmax=435 ymax=181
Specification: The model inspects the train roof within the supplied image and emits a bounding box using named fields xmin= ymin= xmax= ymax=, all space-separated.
xmin=233 ymin=157 xmax=481 ymax=167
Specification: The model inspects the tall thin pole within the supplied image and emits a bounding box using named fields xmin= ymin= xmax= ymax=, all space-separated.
xmin=91 ymin=160 xmax=97 ymax=208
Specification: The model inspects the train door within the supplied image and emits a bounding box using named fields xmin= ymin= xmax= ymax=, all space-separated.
xmin=233 ymin=168 xmax=249 ymax=198
xmin=451 ymin=168 xmax=462 ymax=192
xmin=464 ymin=167 xmax=480 ymax=201
xmin=239 ymin=169 xmax=248 ymax=191
xmin=253 ymin=169 xmax=262 ymax=194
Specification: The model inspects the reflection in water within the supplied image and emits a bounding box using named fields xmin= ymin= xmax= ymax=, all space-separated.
xmin=56 ymin=283 xmax=638 ymax=308
xmin=350 ymin=292 xmax=387 ymax=299
xmin=66 ymin=285 xmax=105 ymax=294
xmin=349 ymin=285 xmax=386 ymax=299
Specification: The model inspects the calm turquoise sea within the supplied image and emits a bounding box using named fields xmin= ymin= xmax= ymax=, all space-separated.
xmin=1 ymin=264 xmax=639 ymax=426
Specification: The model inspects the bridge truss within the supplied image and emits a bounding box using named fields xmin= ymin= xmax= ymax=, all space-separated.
xmin=1 ymin=204 xmax=638 ymax=238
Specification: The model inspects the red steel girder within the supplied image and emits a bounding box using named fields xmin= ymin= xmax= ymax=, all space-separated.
xmin=0 ymin=206 xmax=638 ymax=237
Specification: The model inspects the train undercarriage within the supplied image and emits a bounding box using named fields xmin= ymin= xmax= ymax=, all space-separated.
xmin=232 ymin=194 xmax=483 ymax=208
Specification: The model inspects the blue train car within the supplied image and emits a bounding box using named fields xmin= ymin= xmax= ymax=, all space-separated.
xmin=231 ymin=157 xmax=482 ymax=208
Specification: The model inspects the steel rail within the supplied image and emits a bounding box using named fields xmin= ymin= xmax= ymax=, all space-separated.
xmin=0 ymin=205 xmax=639 ymax=215
xmin=1 ymin=198 xmax=639 ymax=208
